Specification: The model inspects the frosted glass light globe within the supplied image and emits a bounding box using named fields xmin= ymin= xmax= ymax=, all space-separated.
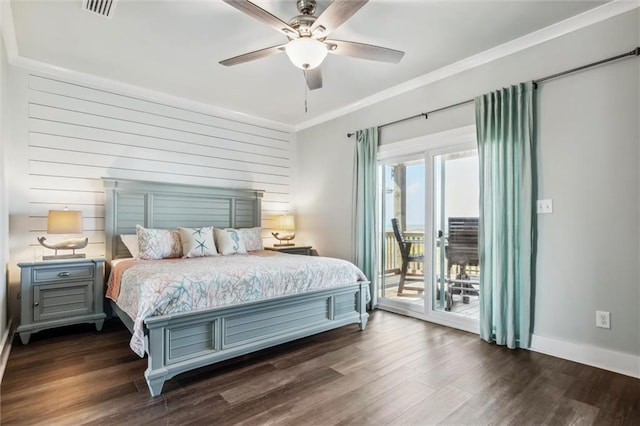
xmin=285 ymin=37 xmax=328 ymax=69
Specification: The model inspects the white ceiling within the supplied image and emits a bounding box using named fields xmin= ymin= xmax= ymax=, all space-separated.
xmin=11 ymin=0 xmax=608 ymax=126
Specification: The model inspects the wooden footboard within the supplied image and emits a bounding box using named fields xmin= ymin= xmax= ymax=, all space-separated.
xmin=114 ymin=282 xmax=369 ymax=396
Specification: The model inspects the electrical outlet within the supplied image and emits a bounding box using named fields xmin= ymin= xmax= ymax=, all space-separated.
xmin=596 ymin=311 xmax=610 ymax=329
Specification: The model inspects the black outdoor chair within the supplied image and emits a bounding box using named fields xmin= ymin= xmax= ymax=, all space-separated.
xmin=391 ymin=218 xmax=424 ymax=295
xmin=444 ymin=217 xmax=480 ymax=310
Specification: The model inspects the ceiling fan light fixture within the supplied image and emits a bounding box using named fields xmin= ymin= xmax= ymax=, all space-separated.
xmin=285 ymin=37 xmax=327 ymax=69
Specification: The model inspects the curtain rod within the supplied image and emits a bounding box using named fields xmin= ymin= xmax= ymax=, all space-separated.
xmin=347 ymin=46 xmax=640 ymax=138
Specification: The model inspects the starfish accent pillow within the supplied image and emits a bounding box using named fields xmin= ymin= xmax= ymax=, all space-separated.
xmin=178 ymin=227 xmax=218 ymax=258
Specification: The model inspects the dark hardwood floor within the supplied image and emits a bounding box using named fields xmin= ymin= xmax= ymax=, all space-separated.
xmin=1 ymin=311 xmax=639 ymax=425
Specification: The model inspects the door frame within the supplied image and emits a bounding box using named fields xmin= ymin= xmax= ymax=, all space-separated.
xmin=376 ymin=125 xmax=479 ymax=334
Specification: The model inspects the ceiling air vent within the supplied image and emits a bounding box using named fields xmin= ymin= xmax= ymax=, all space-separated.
xmin=82 ymin=0 xmax=116 ymax=18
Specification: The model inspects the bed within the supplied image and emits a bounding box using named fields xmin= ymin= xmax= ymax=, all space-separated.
xmin=103 ymin=178 xmax=370 ymax=396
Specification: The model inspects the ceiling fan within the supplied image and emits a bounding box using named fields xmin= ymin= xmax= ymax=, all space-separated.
xmin=219 ymin=0 xmax=405 ymax=90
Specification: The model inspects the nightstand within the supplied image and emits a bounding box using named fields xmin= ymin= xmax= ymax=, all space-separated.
xmin=265 ymin=245 xmax=312 ymax=256
xmin=16 ymin=258 xmax=106 ymax=344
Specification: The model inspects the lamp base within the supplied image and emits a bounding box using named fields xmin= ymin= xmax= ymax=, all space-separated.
xmin=38 ymin=236 xmax=89 ymax=261
xmin=273 ymin=242 xmax=295 ymax=247
xmin=42 ymin=253 xmax=86 ymax=260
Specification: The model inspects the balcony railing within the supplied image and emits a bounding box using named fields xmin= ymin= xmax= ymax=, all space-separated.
xmin=382 ymin=230 xmax=452 ymax=277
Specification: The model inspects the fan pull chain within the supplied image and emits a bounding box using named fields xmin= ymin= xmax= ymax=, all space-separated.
xmin=303 ymin=68 xmax=309 ymax=114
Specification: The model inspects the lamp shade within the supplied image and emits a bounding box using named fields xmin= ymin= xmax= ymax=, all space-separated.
xmin=274 ymin=214 xmax=295 ymax=231
xmin=285 ymin=37 xmax=328 ymax=69
xmin=47 ymin=210 xmax=83 ymax=234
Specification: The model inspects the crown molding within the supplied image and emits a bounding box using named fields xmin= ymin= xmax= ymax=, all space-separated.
xmin=2 ymin=0 xmax=637 ymax=133
xmin=295 ymin=0 xmax=640 ymax=132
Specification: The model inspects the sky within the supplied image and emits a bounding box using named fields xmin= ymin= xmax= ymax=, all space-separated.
xmin=383 ymin=154 xmax=479 ymax=230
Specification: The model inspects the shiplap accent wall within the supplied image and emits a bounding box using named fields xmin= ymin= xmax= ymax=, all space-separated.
xmin=24 ymin=73 xmax=293 ymax=258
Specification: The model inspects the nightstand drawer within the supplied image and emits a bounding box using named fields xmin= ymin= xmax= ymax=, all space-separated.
xmin=280 ymin=247 xmax=312 ymax=255
xmin=33 ymin=281 xmax=94 ymax=322
xmin=265 ymin=246 xmax=313 ymax=256
xmin=33 ymin=265 xmax=95 ymax=283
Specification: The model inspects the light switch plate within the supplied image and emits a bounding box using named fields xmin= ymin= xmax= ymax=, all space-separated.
xmin=537 ymin=199 xmax=553 ymax=214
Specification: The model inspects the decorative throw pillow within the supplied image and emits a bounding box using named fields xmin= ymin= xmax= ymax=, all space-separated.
xmin=120 ymin=234 xmax=139 ymax=259
xmin=136 ymin=225 xmax=183 ymax=260
xmin=240 ymin=227 xmax=263 ymax=252
xmin=178 ymin=227 xmax=217 ymax=258
xmin=169 ymin=231 xmax=182 ymax=257
xmin=214 ymin=228 xmax=247 ymax=255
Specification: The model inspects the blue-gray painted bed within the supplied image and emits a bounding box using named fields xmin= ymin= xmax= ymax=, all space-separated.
xmin=103 ymin=178 xmax=369 ymax=396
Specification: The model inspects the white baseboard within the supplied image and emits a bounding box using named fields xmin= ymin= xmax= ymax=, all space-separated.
xmin=0 ymin=318 xmax=14 ymax=384
xmin=378 ymin=308 xmax=640 ymax=378
xmin=530 ymin=333 xmax=640 ymax=379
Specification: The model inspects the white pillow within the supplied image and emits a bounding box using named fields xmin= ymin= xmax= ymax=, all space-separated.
xmin=179 ymin=227 xmax=218 ymax=258
xmin=136 ymin=225 xmax=183 ymax=260
xmin=214 ymin=228 xmax=247 ymax=255
xmin=120 ymin=234 xmax=139 ymax=259
xmin=240 ymin=227 xmax=264 ymax=252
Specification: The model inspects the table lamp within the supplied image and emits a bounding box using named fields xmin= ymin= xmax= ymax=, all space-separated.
xmin=271 ymin=214 xmax=295 ymax=247
xmin=37 ymin=209 xmax=88 ymax=260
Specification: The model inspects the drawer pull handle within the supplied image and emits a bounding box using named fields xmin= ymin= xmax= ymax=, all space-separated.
xmin=57 ymin=272 xmax=71 ymax=277
xmin=34 ymin=301 xmax=39 ymax=307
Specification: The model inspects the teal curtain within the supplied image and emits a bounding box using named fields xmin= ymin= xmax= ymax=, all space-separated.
xmin=354 ymin=127 xmax=378 ymax=308
xmin=475 ymin=82 xmax=535 ymax=349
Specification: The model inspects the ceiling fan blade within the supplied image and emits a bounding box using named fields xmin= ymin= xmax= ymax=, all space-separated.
xmin=311 ymin=0 xmax=368 ymax=37
xmin=304 ymin=68 xmax=323 ymax=90
xmin=223 ymin=0 xmax=298 ymax=38
xmin=325 ymin=40 xmax=404 ymax=63
xmin=219 ymin=44 xmax=286 ymax=66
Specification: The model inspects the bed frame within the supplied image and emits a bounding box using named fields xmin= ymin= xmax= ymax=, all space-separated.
xmin=103 ymin=178 xmax=369 ymax=396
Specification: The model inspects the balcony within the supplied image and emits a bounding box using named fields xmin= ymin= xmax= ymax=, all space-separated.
xmin=381 ymin=230 xmax=479 ymax=319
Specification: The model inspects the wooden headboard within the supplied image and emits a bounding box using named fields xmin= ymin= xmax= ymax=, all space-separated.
xmin=103 ymin=178 xmax=264 ymax=261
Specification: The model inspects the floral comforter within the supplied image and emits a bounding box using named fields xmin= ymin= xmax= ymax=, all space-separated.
xmin=107 ymin=251 xmax=368 ymax=357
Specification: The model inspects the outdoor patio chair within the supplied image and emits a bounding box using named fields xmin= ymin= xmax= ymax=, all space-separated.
xmin=445 ymin=217 xmax=480 ymax=310
xmin=391 ymin=218 xmax=425 ymax=295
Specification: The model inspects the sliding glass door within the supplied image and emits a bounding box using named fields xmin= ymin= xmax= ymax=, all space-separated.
xmin=428 ymin=145 xmax=480 ymax=323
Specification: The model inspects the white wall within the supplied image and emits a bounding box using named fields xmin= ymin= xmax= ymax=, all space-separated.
xmin=5 ymin=67 xmax=295 ymax=318
xmin=296 ymin=10 xmax=640 ymax=362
